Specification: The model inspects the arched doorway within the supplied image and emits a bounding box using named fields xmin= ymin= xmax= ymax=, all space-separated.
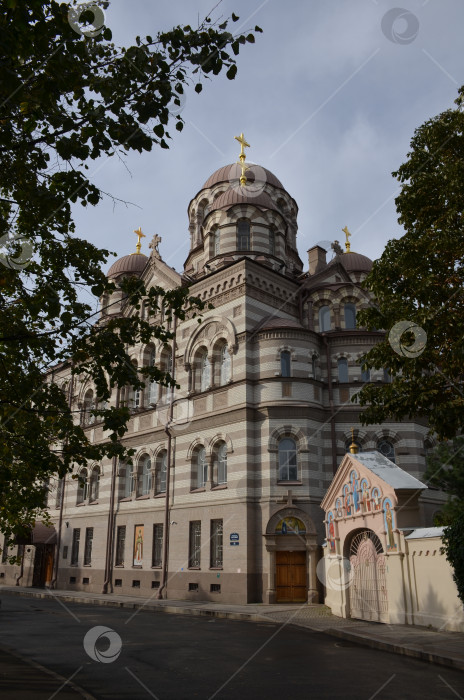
xmin=349 ymin=530 xmax=388 ymax=622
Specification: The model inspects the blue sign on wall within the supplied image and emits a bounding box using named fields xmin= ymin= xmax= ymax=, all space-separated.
xmin=230 ymin=533 xmax=239 ymax=541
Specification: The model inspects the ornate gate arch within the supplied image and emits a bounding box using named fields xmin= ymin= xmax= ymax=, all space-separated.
xmin=349 ymin=530 xmax=388 ymax=622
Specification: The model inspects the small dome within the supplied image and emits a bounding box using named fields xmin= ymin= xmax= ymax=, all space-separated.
xmin=202 ymin=163 xmax=284 ymax=191
xmin=208 ymin=187 xmax=280 ymax=214
xmin=107 ymin=253 xmax=148 ymax=278
xmin=330 ymin=252 xmax=373 ymax=273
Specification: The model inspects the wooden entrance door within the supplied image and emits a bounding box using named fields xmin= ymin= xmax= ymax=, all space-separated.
xmin=276 ymin=551 xmax=307 ymax=602
xmin=32 ymin=544 xmax=55 ymax=587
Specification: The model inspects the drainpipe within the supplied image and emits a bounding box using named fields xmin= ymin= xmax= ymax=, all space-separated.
xmin=51 ymin=365 xmax=74 ymax=589
xmin=102 ymin=386 xmax=120 ymax=594
xmin=324 ymin=335 xmax=337 ymax=474
xmin=157 ymin=314 xmax=177 ymax=600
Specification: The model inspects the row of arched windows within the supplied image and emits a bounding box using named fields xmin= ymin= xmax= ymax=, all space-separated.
xmin=193 ymin=344 xmax=231 ymax=393
xmin=319 ymin=303 xmax=356 ymax=332
xmin=210 ymin=220 xmax=279 ymax=257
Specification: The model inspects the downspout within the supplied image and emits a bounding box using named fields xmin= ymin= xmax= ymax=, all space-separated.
xmin=158 ymin=314 xmax=177 ymax=600
xmin=51 ymin=365 xmax=74 ymax=589
xmin=324 ymin=335 xmax=337 ymax=475
xmin=102 ymin=385 xmax=120 ymax=594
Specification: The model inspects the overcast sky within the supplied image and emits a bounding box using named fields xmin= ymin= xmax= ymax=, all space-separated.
xmin=71 ymin=0 xmax=464 ymax=299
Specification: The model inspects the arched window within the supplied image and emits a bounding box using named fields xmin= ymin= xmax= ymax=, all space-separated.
xmin=338 ymin=358 xmax=348 ymax=383
xmin=278 ymin=438 xmax=298 ymax=481
xmin=319 ymin=305 xmax=331 ymax=332
xmin=269 ymin=229 xmax=275 ymax=256
xmin=361 ymin=365 xmax=371 ymax=382
xmin=199 ymin=350 xmax=210 ymax=392
xmin=237 ymin=219 xmax=250 ymax=251
xmin=138 ymin=455 xmax=152 ymax=496
xmin=377 ymin=440 xmax=395 ymax=463
xmin=280 ymin=350 xmax=291 ymax=377
xmin=76 ymin=468 xmax=88 ymax=504
xmin=121 ymin=464 xmax=133 ymax=499
xmin=383 ymin=368 xmax=392 ymax=383
xmin=156 ymin=451 xmax=167 ymax=494
xmin=162 ymin=348 xmax=172 ymax=402
xmin=148 ymin=349 xmax=158 ymax=405
xmin=220 ymin=345 xmax=231 ymax=385
xmin=217 ymin=443 xmax=227 ymax=485
xmin=89 ymin=466 xmax=100 ymax=502
xmin=195 ymin=447 xmax=208 ymax=489
xmin=213 ymin=228 xmax=220 ymax=256
xmin=81 ymin=389 xmax=94 ymax=426
xmin=344 ymin=303 xmax=356 ymax=329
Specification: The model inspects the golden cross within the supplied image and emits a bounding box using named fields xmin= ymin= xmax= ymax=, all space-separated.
xmin=342 ymin=226 xmax=351 ymax=253
xmin=133 ymin=226 xmax=146 ymax=255
xmin=234 ymin=132 xmax=250 ymax=160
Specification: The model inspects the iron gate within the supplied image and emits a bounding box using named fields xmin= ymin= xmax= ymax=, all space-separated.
xmin=349 ymin=530 xmax=388 ymax=622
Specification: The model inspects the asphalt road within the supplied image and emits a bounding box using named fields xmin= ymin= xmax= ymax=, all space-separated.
xmin=0 ymin=596 xmax=463 ymax=700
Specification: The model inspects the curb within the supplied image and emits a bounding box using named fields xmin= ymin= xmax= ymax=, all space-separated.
xmin=2 ymin=588 xmax=463 ymax=673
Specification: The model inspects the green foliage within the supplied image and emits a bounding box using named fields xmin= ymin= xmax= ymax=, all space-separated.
xmin=441 ymin=511 xmax=464 ymax=605
xmin=0 ymin=0 xmax=261 ymax=541
xmin=355 ymin=86 xmax=464 ymax=440
xmin=424 ymin=437 xmax=464 ymax=523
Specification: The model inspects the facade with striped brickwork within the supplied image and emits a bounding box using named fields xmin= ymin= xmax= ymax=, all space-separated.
xmin=0 ymin=161 xmax=443 ymax=604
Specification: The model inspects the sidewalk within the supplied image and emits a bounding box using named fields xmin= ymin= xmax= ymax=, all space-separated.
xmin=1 ymin=585 xmax=463 ymax=673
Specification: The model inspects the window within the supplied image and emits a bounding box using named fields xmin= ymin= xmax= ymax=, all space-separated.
xmin=115 ymin=526 xmax=126 ymax=566
xmin=237 ymin=219 xmax=250 ymax=251
xmin=210 ymin=519 xmax=223 ymax=568
xmin=344 ymin=303 xmax=356 ymax=329
xmin=189 ymin=521 xmax=201 ymax=568
xmin=71 ymin=528 xmax=80 ymax=566
xmin=311 ymin=355 xmax=317 ymax=379
xmin=195 ymin=447 xmax=208 ymax=489
xmin=1 ymin=537 xmax=8 ymax=563
xmin=76 ymin=469 xmax=88 ymax=505
xmin=269 ymin=229 xmax=276 ymax=255
xmin=138 ymin=456 xmax=152 ymax=496
xmin=219 ymin=345 xmax=231 ymax=385
xmin=213 ymin=228 xmax=220 ymax=256
xmin=152 ymin=524 xmax=163 ymax=567
xmin=164 ymin=349 xmax=173 ymax=403
xmin=377 ymin=440 xmax=395 ymax=463
xmin=199 ymin=351 xmax=210 ymax=392
xmin=278 ymin=438 xmax=298 ymax=481
xmin=133 ymin=386 xmax=142 ymax=409
xmin=122 ymin=465 xmax=133 ymax=499
xmin=319 ymin=305 xmax=331 ymax=332
xmin=83 ymin=528 xmax=93 ymax=566
xmin=217 ymin=443 xmax=227 ymax=485
xmin=280 ymin=350 xmax=291 ymax=377
xmin=55 ymin=477 xmax=64 ymax=508
xmin=89 ymin=467 xmax=100 ymax=502
xmin=148 ymin=349 xmax=158 ymax=405
xmin=338 ymin=358 xmax=349 ymax=383
xmin=383 ymin=368 xmax=392 ymax=383
xmin=81 ymin=390 xmax=94 ymax=426
xmin=157 ymin=451 xmax=167 ymax=494
xmin=361 ymin=366 xmax=371 ymax=382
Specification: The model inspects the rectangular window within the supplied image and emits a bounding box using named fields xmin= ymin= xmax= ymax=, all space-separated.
xmin=115 ymin=525 xmax=126 ymax=567
xmin=210 ymin=519 xmax=223 ymax=568
xmin=237 ymin=220 xmax=250 ymax=251
xmin=83 ymin=527 xmax=93 ymax=566
xmin=189 ymin=521 xmax=201 ymax=568
xmin=55 ymin=477 xmax=64 ymax=508
xmin=152 ymin=524 xmax=163 ymax=567
xmin=2 ymin=537 xmax=8 ymax=563
xmin=71 ymin=528 xmax=80 ymax=566
xmin=280 ymin=351 xmax=291 ymax=377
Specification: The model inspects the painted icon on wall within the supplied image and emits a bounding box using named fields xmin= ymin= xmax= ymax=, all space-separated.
xmin=371 ymin=487 xmax=382 ymax=511
xmin=275 ymin=517 xmax=306 ymax=535
xmin=343 ymin=484 xmax=352 ymax=516
xmin=349 ymin=470 xmax=360 ymax=512
xmin=360 ymin=478 xmax=371 ymax=512
xmin=335 ymin=497 xmax=343 ymax=518
xmin=327 ymin=511 xmax=336 ymax=553
xmin=383 ymin=498 xmax=397 ymax=550
xmin=133 ymin=525 xmax=144 ymax=566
